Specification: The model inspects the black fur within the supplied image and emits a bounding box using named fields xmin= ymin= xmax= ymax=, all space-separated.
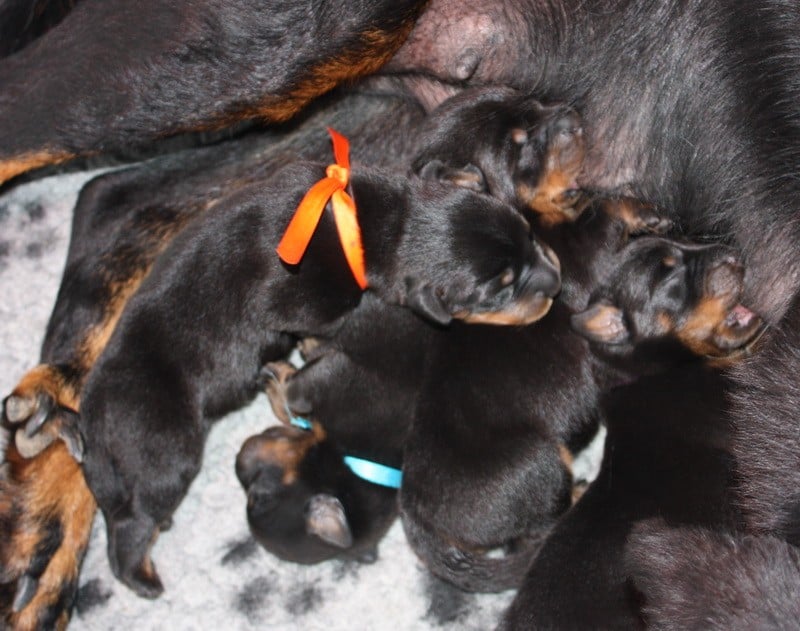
xmin=233 ymin=86 xmax=585 ymax=569
xmin=77 ymin=159 xmax=558 ymax=597
xmin=626 ymin=520 xmax=800 ymax=630
xmin=401 ymin=214 xmax=764 ymax=594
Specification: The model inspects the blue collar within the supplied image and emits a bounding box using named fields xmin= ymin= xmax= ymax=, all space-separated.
xmin=289 ymin=415 xmax=403 ymax=489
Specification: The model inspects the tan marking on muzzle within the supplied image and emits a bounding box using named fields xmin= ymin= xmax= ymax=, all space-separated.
xmin=455 ymin=296 xmax=554 ymax=326
xmin=253 ymin=424 xmax=327 ymax=485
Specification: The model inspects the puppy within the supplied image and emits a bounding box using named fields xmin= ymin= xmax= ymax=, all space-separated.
xmin=0 ymin=87 xmax=436 ymax=627
xmin=410 ymin=86 xmax=585 ymax=220
xmin=499 ymin=251 xmax=766 ymax=629
xmin=235 ymin=297 xmax=420 ymax=566
xmin=396 ymin=198 xmax=676 ymax=592
xmin=74 ymin=151 xmax=559 ymax=598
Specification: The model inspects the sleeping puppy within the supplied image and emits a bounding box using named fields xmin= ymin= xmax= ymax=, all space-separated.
xmin=499 ymin=248 xmax=767 ymax=629
xmin=410 ymin=86 xmax=585 ymax=220
xmin=400 ymin=222 xmax=766 ymax=594
xmin=235 ymin=296 xmax=421 ymax=566
xmin=75 ymin=156 xmax=560 ymax=599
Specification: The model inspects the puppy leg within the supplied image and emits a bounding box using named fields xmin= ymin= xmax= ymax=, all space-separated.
xmin=0 ymin=0 xmax=427 ymax=185
xmin=1 ymin=165 xmax=204 ymax=625
xmin=105 ymin=514 xmax=163 ymax=599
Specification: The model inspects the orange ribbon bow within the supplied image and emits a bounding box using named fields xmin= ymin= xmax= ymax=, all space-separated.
xmin=276 ymin=128 xmax=367 ymax=289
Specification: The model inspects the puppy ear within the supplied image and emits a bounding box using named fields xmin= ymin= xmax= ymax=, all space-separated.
xmin=571 ymin=300 xmax=629 ymax=344
xmin=305 ymin=494 xmax=353 ymax=549
xmin=418 ymin=160 xmax=487 ymax=192
xmin=404 ymin=278 xmax=452 ymax=326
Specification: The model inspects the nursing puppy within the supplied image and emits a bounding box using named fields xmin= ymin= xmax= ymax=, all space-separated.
xmin=75 ymin=156 xmax=559 ymax=598
xmin=401 ymin=222 xmax=765 ymax=594
xmin=500 ymin=256 xmax=766 ymax=629
xmin=235 ymin=297 xmax=422 ymax=566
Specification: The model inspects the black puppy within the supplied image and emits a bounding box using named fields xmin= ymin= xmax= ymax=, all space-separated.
xmin=0 ymin=87 xmax=435 ymax=627
xmin=75 ymin=152 xmax=559 ymax=598
xmin=410 ymin=86 xmax=585 ymax=220
xmin=499 ymin=250 xmax=766 ymax=629
xmin=235 ymin=296 xmax=420 ymax=566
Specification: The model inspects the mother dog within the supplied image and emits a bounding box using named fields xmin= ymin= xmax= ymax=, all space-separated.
xmin=2 ymin=0 xmax=800 ymax=628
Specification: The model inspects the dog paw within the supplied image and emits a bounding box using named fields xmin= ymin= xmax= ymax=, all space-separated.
xmin=2 ymin=366 xmax=83 ymax=462
xmin=605 ymin=197 xmax=673 ymax=235
xmin=0 ymin=443 xmax=96 ymax=630
xmin=262 ymin=361 xmax=299 ymax=425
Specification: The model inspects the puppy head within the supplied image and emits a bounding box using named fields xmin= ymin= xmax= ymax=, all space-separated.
xmin=571 ymin=237 xmax=765 ymax=361
xmin=235 ymin=425 xmax=396 ymax=565
xmin=412 ymin=86 xmax=585 ymax=222
xmin=393 ymin=180 xmax=561 ymax=326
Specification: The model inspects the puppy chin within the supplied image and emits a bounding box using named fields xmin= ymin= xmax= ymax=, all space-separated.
xmin=453 ymin=294 xmax=554 ymax=326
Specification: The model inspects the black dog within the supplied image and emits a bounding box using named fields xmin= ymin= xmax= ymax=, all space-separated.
xmin=499 ymin=268 xmax=766 ymax=629
xmin=235 ymin=297 xmax=420 ymax=566
xmin=73 ymin=152 xmax=559 ymax=598
xmin=409 ymin=86 xmax=585 ymax=220
xmin=0 ymin=85 xmax=437 ymax=627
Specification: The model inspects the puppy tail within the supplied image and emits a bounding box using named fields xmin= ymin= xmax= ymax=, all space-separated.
xmin=401 ymin=513 xmax=548 ymax=593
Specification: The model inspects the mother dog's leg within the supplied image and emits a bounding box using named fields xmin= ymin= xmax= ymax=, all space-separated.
xmin=0 ymin=0 xmax=427 ymax=186
xmin=0 ymin=160 xmax=221 ymax=629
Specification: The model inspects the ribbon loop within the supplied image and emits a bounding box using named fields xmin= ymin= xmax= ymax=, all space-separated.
xmin=276 ymin=128 xmax=367 ymax=289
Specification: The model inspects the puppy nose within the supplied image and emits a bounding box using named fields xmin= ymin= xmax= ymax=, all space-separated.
xmin=528 ymin=239 xmax=562 ymax=298
xmin=550 ymin=108 xmax=583 ymax=138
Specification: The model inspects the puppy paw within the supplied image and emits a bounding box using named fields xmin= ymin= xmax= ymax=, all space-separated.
xmin=604 ymin=197 xmax=673 ymax=235
xmin=262 ymin=361 xmax=299 ymax=424
xmin=0 ymin=443 xmax=96 ymax=630
xmin=2 ymin=365 xmax=83 ymax=462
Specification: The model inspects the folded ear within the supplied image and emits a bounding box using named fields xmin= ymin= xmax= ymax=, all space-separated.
xmin=404 ymin=277 xmax=452 ymax=326
xmin=417 ymin=160 xmax=487 ymax=192
xmin=571 ymin=300 xmax=629 ymax=344
xmin=305 ymin=494 xmax=353 ymax=549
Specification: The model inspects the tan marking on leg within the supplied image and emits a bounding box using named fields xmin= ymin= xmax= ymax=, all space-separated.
xmin=0 ymin=151 xmax=74 ymax=186
xmin=76 ymin=271 xmax=147 ymax=374
xmin=6 ymin=445 xmax=96 ymax=631
xmin=10 ymin=365 xmax=78 ymax=413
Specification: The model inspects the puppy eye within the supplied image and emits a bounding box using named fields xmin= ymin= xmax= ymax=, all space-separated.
xmin=499 ymin=267 xmax=515 ymax=287
xmin=661 ymin=255 xmax=678 ymax=269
